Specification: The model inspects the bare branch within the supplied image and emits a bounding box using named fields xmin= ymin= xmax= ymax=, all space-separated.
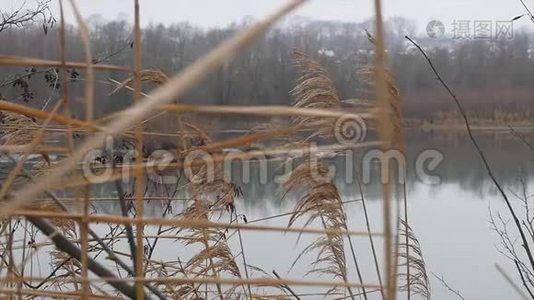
xmin=431 ymin=272 xmax=465 ymax=300
xmin=0 ymin=0 xmax=55 ymax=34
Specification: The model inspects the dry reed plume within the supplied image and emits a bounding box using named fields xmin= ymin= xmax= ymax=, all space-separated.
xmin=290 ymin=49 xmax=341 ymax=140
xmin=397 ymin=219 xmax=431 ymax=299
xmin=175 ymin=198 xmax=243 ymax=299
xmin=281 ymin=49 xmax=359 ymax=299
xmin=0 ymin=111 xmax=41 ymax=146
xmin=110 ymin=69 xmax=170 ymax=95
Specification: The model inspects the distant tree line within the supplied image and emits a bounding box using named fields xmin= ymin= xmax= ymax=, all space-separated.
xmin=1 ymin=16 xmax=533 ymax=121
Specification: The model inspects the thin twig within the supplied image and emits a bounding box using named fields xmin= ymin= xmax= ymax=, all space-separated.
xmin=430 ymin=272 xmax=465 ymax=300
xmin=132 ymin=1 xmax=146 ymax=298
xmin=235 ymin=211 xmax=253 ymax=300
xmin=403 ymin=183 xmax=410 ymax=300
xmin=114 ymin=180 xmax=138 ymax=267
xmin=509 ymin=125 xmax=534 ymax=152
xmin=356 ymin=171 xmax=384 ymax=299
xmin=0 ymin=0 xmax=54 ymax=33
xmin=272 ymin=269 xmax=301 ymax=300
xmin=374 ymin=1 xmax=396 ymax=299
xmin=67 ymin=1 xmax=95 ymax=297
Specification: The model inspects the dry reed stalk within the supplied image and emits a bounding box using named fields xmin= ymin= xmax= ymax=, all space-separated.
xmin=0 ymin=145 xmax=67 ymax=153
xmin=234 ymin=212 xmax=253 ymax=300
xmin=66 ymin=0 xmax=95 ymax=297
xmin=140 ymin=104 xmax=372 ymax=150
xmin=358 ymin=65 xmax=404 ymax=146
xmin=132 ymin=1 xmax=146 ymax=299
xmin=104 ymin=77 xmax=188 ymax=152
xmin=199 ymin=127 xmax=295 ymax=153
xmin=160 ymin=103 xmax=372 ymax=120
xmin=2 ymin=0 xmax=306 ymax=220
xmin=107 ymin=71 xmax=172 ymax=152
xmin=360 ymin=49 xmax=407 ymax=300
xmin=103 ymin=102 xmax=373 ymax=149
xmin=0 ymin=287 xmax=114 ymax=299
xmin=105 ymin=77 xmax=373 ymax=128
xmin=0 ymin=55 xmax=131 ymax=71
xmin=0 ymin=99 xmax=110 ymax=133
xmin=372 ymin=1 xmax=406 ymax=299
xmin=7 ymin=274 xmax=379 ymax=289
xmin=58 ymin=0 xmax=75 ymax=154
xmin=352 ymin=168 xmax=385 ymax=299
xmin=58 ymin=1 xmax=83 ymax=293
xmin=9 ymin=222 xmax=367 ymax=250
xmin=63 ymin=0 xmax=98 ymax=298
xmin=110 ymin=69 xmax=170 ymax=95
xmin=6 ymin=210 xmax=383 ymax=237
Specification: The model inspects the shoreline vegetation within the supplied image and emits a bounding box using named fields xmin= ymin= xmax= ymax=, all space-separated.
xmin=3 ymin=16 xmax=534 ymax=120
xmin=408 ymin=119 xmax=534 ymax=131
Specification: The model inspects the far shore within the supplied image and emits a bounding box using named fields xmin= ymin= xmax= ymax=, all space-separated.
xmin=404 ymin=118 xmax=534 ymax=132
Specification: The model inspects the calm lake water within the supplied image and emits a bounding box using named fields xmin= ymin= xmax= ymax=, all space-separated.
xmin=227 ymin=130 xmax=534 ymax=300
xmin=4 ymin=130 xmax=533 ymax=299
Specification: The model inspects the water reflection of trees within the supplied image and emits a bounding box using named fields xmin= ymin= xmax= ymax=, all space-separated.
xmin=238 ymin=131 xmax=534 ymax=205
xmin=83 ymin=131 xmax=534 ymax=213
xmin=405 ymin=130 xmax=533 ymax=193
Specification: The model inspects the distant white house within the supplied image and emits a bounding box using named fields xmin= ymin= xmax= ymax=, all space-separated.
xmin=318 ymin=49 xmax=335 ymax=57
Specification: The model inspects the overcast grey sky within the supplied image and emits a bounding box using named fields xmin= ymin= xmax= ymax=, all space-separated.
xmin=2 ymin=0 xmax=533 ymax=33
